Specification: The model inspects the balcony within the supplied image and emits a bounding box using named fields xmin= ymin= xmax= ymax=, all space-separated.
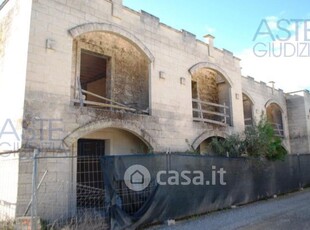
xmin=190 ymin=67 xmax=232 ymax=127
xmin=72 ymin=31 xmax=150 ymax=114
xmin=73 ymin=76 xmax=148 ymax=114
xmin=192 ymin=99 xmax=230 ymax=126
xmin=266 ymin=102 xmax=285 ymax=138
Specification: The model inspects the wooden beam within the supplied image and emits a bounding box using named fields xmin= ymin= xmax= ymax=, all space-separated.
xmin=193 ymin=117 xmax=227 ymax=126
xmin=72 ymin=99 xmax=136 ymax=111
xmin=192 ymin=109 xmax=229 ymax=117
xmin=81 ymin=89 xmax=135 ymax=110
xmin=192 ymin=99 xmax=229 ymax=109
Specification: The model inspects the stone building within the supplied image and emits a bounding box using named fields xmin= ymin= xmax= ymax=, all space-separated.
xmin=0 ymin=0 xmax=309 ymax=220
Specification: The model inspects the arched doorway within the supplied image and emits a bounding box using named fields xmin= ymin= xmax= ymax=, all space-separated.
xmin=78 ymin=127 xmax=150 ymax=155
xmin=243 ymin=93 xmax=254 ymax=127
xmin=76 ymin=127 xmax=150 ymax=211
xmin=196 ymin=136 xmax=226 ymax=156
xmin=266 ymin=102 xmax=284 ymax=138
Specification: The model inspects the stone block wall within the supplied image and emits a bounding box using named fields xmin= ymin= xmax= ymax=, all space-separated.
xmin=20 ymin=0 xmax=244 ymax=156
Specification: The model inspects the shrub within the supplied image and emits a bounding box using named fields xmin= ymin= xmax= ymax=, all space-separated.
xmin=210 ymin=115 xmax=287 ymax=161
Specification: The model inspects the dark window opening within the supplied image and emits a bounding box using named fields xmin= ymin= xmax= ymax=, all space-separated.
xmin=266 ymin=103 xmax=284 ymax=138
xmin=77 ymin=139 xmax=105 ymax=210
xmin=80 ymin=50 xmax=108 ymax=103
xmin=192 ymin=81 xmax=198 ymax=99
xmin=243 ymin=94 xmax=254 ymax=127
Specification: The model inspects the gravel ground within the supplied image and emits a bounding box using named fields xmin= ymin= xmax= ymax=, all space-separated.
xmin=148 ymin=188 xmax=310 ymax=230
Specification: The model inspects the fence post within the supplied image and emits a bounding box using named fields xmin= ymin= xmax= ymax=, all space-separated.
xmin=31 ymin=149 xmax=39 ymax=230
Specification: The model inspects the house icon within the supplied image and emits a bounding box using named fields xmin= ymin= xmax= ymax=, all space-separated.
xmin=124 ymin=164 xmax=151 ymax=191
xmin=130 ymin=170 xmax=144 ymax=185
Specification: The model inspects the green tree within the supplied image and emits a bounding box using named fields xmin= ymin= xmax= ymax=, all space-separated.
xmin=210 ymin=115 xmax=287 ymax=160
xmin=210 ymin=134 xmax=244 ymax=157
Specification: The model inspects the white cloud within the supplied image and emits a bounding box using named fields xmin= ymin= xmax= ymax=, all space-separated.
xmin=287 ymin=22 xmax=296 ymax=32
xmin=204 ymin=25 xmax=215 ymax=34
xmin=265 ymin=16 xmax=279 ymax=31
xmin=238 ymin=48 xmax=310 ymax=92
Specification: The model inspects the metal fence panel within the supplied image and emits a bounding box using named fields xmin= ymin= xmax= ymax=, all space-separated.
xmin=0 ymin=153 xmax=310 ymax=230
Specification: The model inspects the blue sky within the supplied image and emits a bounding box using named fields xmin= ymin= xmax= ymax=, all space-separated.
xmin=124 ymin=0 xmax=309 ymax=53
xmin=124 ymin=0 xmax=310 ymax=91
xmin=1 ymin=0 xmax=309 ymax=91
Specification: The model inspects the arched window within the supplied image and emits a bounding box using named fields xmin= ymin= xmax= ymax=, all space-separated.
xmin=72 ymin=31 xmax=151 ymax=113
xmin=266 ymin=103 xmax=284 ymax=137
xmin=190 ymin=65 xmax=232 ymax=126
xmin=242 ymin=93 xmax=254 ymax=127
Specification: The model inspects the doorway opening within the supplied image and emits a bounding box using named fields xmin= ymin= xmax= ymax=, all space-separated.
xmin=77 ymin=139 xmax=105 ymax=210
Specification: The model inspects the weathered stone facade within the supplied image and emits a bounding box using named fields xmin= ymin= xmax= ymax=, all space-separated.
xmin=286 ymin=91 xmax=310 ymax=154
xmin=0 ymin=0 xmax=309 ymax=220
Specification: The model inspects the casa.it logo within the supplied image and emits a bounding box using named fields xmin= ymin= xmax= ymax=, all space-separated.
xmin=124 ymin=164 xmax=151 ymax=192
xmin=124 ymin=164 xmax=227 ymax=191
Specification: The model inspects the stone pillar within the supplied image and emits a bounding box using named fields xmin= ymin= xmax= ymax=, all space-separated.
xmin=204 ymin=34 xmax=215 ymax=57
